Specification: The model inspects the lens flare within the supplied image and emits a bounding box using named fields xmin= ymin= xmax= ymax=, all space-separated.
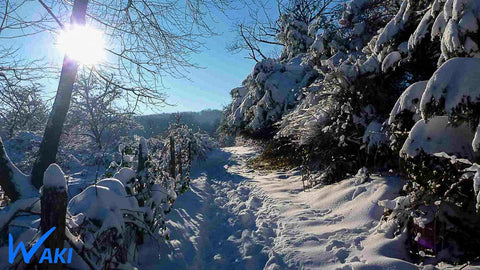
xmin=57 ymin=25 xmax=105 ymax=65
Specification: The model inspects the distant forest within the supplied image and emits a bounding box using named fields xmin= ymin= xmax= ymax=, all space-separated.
xmin=135 ymin=109 xmax=222 ymax=138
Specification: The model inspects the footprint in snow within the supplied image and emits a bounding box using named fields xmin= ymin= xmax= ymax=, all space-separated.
xmin=335 ymin=248 xmax=350 ymax=263
xmin=351 ymin=186 xmax=367 ymax=200
xmin=326 ymin=240 xmax=350 ymax=251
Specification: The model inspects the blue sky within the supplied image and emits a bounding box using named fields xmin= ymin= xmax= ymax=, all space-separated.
xmin=157 ymin=19 xmax=255 ymax=113
xmin=4 ymin=1 xmax=281 ymax=115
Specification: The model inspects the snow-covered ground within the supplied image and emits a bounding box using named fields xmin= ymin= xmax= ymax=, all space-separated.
xmin=138 ymin=146 xmax=423 ymax=269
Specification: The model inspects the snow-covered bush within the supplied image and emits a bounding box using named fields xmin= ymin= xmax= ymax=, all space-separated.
xmin=420 ymin=58 xmax=480 ymax=129
xmin=388 ymin=81 xmax=428 ymax=151
xmin=219 ymin=0 xmax=480 ymax=264
xmin=222 ymin=56 xmax=318 ymax=136
xmin=277 ymin=15 xmax=313 ymax=60
xmin=0 ymin=119 xmax=217 ymax=269
xmin=400 ymin=116 xmax=475 ymax=160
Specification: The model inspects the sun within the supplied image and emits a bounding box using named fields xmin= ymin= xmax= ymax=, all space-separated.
xmin=57 ymin=25 xmax=105 ymax=65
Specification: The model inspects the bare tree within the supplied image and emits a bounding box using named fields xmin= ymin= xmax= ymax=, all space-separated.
xmin=0 ymin=44 xmax=50 ymax=139
xmin=228 ymin=0 xmax=340 ymax=62
xmin=0 ymin=0 xmax=231 ymax=197
xmin=66 ymin=68 xmax=138 ymax=150
xmin=0 ymin=84 xmax=48 ymax=138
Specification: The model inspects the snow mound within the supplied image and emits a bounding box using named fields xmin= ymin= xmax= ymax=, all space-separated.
xmin=400 ymin=116 xmax=474 ymax=159
xmin=113 ymin=167 xmax=137 ymax=186
xmin=68 ymin=178 xmax=140 ymax=243
xmin=421 ymin=58 xmax=480 ymax=119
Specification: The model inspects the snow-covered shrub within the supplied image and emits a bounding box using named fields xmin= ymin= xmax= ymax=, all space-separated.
xmin=388 ymin=81 xmax=428 ymax=151
xmin=277 ymin=15 xmax=313 ymax=60
xmin=0 ymin=119 xmax=217 ymax=269
xmin=223 ymin=56 xmax=318 ymax=136
xmin=67 ymin=128 xmax=215 ymax=267
xmin=396 ymin=153 xmax=480 ymax=262
xmin=400 ymin=116 xmax=475 ymax=160
xmin=420 ymin=58 xmax=480 ymax=129
xmin=68 ymin=178 xmax=143 ymax=267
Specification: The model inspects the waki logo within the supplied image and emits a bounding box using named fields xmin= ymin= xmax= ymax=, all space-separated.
xmin=9 ymin=227 xmax=73 ymax=264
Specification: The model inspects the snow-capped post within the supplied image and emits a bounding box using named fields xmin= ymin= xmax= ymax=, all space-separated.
xmin=170 ymin=136 xmax=176 ymax=179
xmin=177 ymin=148 xmax=183 ymax=180
xmin=41 ymin=164 xmax=67 ymax=269
xmin=137 ymin=138 xmax=147 ymax=173
xmin=30 ymin=0 xmax=89 ymax=190
xmin=188 ymin=141 xmax=192 ymax=166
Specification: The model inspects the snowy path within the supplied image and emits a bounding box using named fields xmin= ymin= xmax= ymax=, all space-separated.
xmin=139 ymin=146 xmax=418 ymax=270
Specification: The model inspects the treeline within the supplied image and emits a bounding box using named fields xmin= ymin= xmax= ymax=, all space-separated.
xmin=135 ymin=109 xmax=222 ymax=138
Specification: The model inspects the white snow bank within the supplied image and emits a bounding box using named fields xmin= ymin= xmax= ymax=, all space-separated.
xmin=400 ymin=116 xmax=474 ymax=159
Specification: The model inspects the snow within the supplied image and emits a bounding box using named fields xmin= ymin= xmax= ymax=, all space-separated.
xmin=360 ymin=55 xmax=380 ymax=75
xmin=43 ymin=163 xmax=67 ymax=189
xmin=0 ymin=136 xmax=38 ymax=199
xmin=363 ymin=120 xmax=387 ymax=150
xmin=225 ymin=56 xmax=315 ymax=132
xmin=381 ymin=51 xmax=402 ymax=72
xmin=437 ymin=0 xmax=480 ymax=58
xmin=431 ymin=11 xmax=447 ymax=39
xmin=458 ymin=11 xmax=478 ymax=33
xmin=408 ymin=9 xmax=434 ymax=50
xmin=113 ymin=167 xmax=137 ymax=186
xmin=442 ymin=20 xmax=461 ymax=54
xmin=310 ymin=35 xmax=325 ymax=53
xmin=389 ymin=81 xmax=428 ymax=125
xmin=141 ymin=146 xmax=417 ymax=269
xmin=67 ymin=178 xmax=141 ymax=244
xmin=420 ymin=58 xmax=480 ymax=119
xmin=400 ymin=116 xmax=474 ymax=159
xmin=374 ymin=0 xmax=410 ymax=52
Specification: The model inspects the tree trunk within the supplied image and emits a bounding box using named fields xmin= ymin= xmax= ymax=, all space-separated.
xmin=31 ymin=0 xmax=89 ymax=189
xmin=169 ymin=136 xmax=176 ymax=179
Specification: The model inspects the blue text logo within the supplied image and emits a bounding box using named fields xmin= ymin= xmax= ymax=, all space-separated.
xmin=9 ymin=227 xmax=73 ymax=264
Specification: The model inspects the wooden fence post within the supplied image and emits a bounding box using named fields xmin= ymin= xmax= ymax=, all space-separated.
xmin=137 ymin=139 xmax=146 ymax=173
xmin=177 ymin=146 xmax=183 ymax=180
xmin=187 ymin=141 xmax=192 ymax=166
xmin=169 ymin=136 xmax=176 ymax=179
xmin=41 ymin=164 xmax=67 ymax=270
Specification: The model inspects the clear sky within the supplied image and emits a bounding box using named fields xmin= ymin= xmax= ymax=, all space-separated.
xmin=3 ymin=1 xmax=280 ymax=115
